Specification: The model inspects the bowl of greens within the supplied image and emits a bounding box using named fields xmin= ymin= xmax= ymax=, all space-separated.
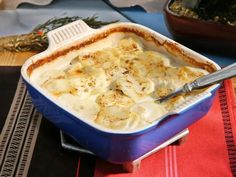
xmin=164 ymin=0 xmax=236 ymax=55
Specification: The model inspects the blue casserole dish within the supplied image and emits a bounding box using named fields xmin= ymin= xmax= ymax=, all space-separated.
xmin=21 ymin=20 xmax=220 ymax=164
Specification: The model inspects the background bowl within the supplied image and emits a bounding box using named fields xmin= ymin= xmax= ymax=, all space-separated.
xmin=164 ymin=0 xmax=236 ymax=56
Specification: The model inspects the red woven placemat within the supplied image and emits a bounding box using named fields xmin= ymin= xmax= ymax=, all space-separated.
xmin=91 ymin=80 xmax=236 ymax=177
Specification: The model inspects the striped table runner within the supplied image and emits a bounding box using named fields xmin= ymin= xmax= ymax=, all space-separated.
xmin=0 ymin=67 xmax=236 ymax=177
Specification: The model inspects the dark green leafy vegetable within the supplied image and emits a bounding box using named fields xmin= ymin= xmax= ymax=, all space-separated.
xmin=195 ymin=0 xmax=236 ymax=24
xmin=170 ymin=0 xmax=236 ymax=25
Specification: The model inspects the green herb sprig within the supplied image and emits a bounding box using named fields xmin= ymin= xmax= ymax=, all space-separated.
xmin=0 ymin=16 xmax=118 ymax=52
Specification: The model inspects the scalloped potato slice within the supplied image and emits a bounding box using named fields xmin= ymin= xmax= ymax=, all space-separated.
xmin=96 ymin=90 xmax=134 ymax=107
xmin=163 ymin=95 xmax=185 ymax=111
xmin=95 ymin=105 xmax=148 ymax=130
xmin=94 ymin=49 xmax=120 ymax=66
xmin=121 ymin=51 xmax=171 ymax=78
xmin=109 ymin=112 xmax=148 ymax=130
xmin=138 ymin=51 xmax=170 ymax=68
xmin=115 ymin=74 xmax=155 ymax=102
xmin=121 ymin=58 xmax=148 ymax=77
xmin=39 ymin=70 xmax=66 ymax=85
xmin=95 ymin=106 xmax=130 ymax=129
xmin=150 ymin=66 xmax=209 ymax=99
xmin=58 ymin=94 xmax=100 ymax=120
xmin=131 ymin=101 xmax=167 ymax=123
xmin=118 ymin=38 xmax=143 ymax=52
xmin=78 ymin=49 xmax=125 ymax=82
xmin=68 ymin=67 xmax=108 ymax=95
xmin=42 ymin=78 xmax=73 ymax=96
xmin=66 ymin=62 xmax=83 ymax=75
xmin=177 ymin=66 xmax=209 ymax=82
xmin=118 ymin=38 xmax=143 ymax=61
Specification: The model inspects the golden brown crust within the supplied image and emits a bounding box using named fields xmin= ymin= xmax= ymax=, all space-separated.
xmin=27 ymin=26 xmax=216 ymax=76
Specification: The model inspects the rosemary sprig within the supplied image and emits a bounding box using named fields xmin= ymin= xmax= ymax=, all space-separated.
xmin=33 ymin=16 xmax=116 ymax=33
xmin=0 ymin=16 xmax=118 ymax=52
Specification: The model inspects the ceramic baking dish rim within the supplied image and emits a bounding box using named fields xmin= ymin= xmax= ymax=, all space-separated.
xmin=21 ymin=20 xmax=221 ymax=135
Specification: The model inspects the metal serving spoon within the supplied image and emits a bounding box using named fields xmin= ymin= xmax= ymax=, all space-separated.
xmin=157 ymin=62 xmax=236 ymax=103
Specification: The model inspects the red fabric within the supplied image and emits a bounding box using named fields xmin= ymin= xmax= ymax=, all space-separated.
xmin=93 ymin=80 xmax=236 ymax=177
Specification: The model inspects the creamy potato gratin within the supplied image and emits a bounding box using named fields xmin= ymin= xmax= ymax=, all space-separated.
xmin=39 ymin=38 xmax=208 ymax=131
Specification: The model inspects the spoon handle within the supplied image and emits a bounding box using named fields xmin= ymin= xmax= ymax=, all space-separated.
xmin=184 ymin=63 xmax=236 ymax=92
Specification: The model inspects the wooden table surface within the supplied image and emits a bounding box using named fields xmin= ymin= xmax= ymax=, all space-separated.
xmin=1 ymin=51 xmax=236 ymax=94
